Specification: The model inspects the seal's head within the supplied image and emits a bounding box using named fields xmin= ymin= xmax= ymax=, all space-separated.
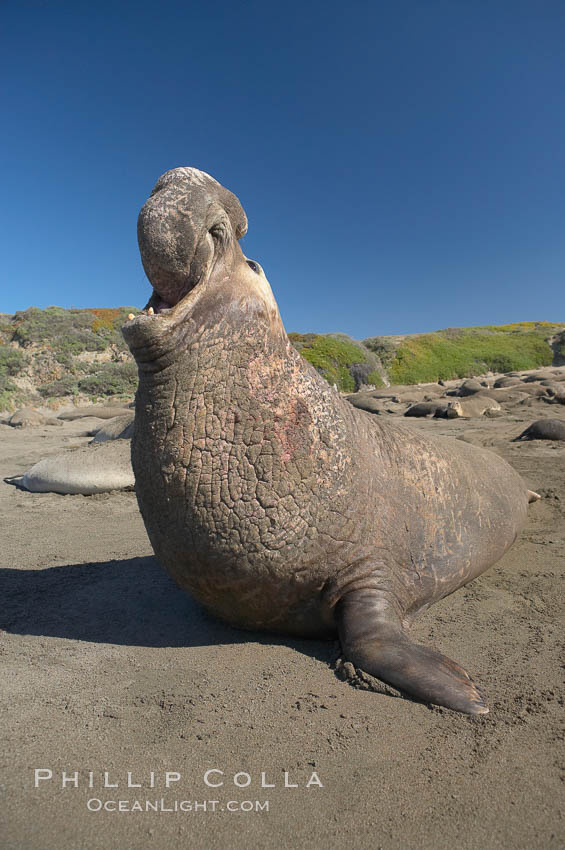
xmin=124 ymin=167 xmax=282 ymax=356
xmin=138 ymin=167 xmax=248 ymax=309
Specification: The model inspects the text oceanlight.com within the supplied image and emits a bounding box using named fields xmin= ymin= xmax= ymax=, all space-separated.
xmin=86 ymin=798 xmax=269 ymax=813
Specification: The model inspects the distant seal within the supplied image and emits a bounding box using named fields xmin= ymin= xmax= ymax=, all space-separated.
xmin=347 ymin=395 xmax=385 ymax=414
xmin=456 ymin=379 xmax=483 ymax=396
xmin=543 ymin=392 xmax=565 ymax=405
xmin=16 ymin=440 xmax=134 ymax=494
xmin=404 ymin=401 xmax=449 ymax=417
xmin=494 ymin=377 xmax=522 ymax=389
xmin=123 ymin=167 xmax=536 ymax=715
xmin=522 ymin=372 xmax=550 ymax=383
xmin=90 ymin=413 xmax=135 ymax=443
xmin=58 ymin=405 xmax=133 ymax=421
xmin=514 ymin=419 xmax=565 ymax=442
xmin=8 ymin=408 xmax=62 ymax=428
xmin=443 ymin=397 xmax=502 ymax=419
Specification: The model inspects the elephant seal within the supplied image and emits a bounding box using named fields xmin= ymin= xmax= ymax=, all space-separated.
xmin=456 ymin=379 xmax=484 ymax=396
xmin=522 ymin=372 xmax=550 ymax=383
xmin=514 ymin=419 xmax=565 ymax=441
xmin=543 ymin=392 xmax=565 ymax=405
xmin=404 ymin=401 xmax=449 ymax=417
xmin=493 ymin=376 xmax=522 ymax=389
xmin=13 ymin=440 xmax=135 ymax=494
xmin=58 ymin=405 xmax=133 ymax=421
xmin=8 ymin=408 xmax=62 ymax=428
xmin=90 ymin=413 xmax=135 ymax=443
xmin=346 ymin=395 xmax=386 ymax=414
xmin=442 ymin=397 xmax=502 ymax=419
xmin=123 ymin=167 xmax=535 ymax=715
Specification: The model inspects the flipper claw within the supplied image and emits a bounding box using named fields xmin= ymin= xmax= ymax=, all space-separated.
xmin=337 ymin=589 xmax=489 ymax=715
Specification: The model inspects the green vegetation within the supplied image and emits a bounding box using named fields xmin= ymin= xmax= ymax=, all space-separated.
xmin=38 ymin=362 xmax=138 ymax=399
xmin=367 ymin=327 xmax=555 ymax=385
xmin=38 ymin=376 xmax=79 ymax=398
xmin=288 ymin=333 xmax=384 ymax=392
xmin=11 ymin=306 xmax=137 ymax=359
xmin=0 ymin=346 xmax=27 ymax=409
xmin=0 ymin=386 xmax=19 ymax=410
xmin=76 ymin=361 xmax=138 ymax=397
xmin=477 ymin=321 xmax=563 ymax=334
xmin=0 ymin=346 xmax=27 ymax=376
xmin=0 ymin=306 xmax=141 ymax=409
xmin=554 ymin=330 xmax=565 ymax=364
xmin=363 ymin=336 xmax=399 ymax=371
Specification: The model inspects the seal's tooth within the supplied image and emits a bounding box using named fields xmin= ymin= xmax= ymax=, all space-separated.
xmin=128 ymin=313 xmax=135 ymax=321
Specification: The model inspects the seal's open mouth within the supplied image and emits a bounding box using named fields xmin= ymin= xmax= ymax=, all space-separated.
xmin=123 ymin=262 xmax=210 ymax=336
xmin=124 ymin=166 xmax=251 ymax=345
xmin=125 ymin=286 xmax=196 ymax=326
xmin=146 ymin=292 xmax=173 ymax=314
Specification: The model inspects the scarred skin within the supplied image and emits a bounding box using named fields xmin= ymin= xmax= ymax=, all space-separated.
xmin=124 ymin=167 xmax=532 ymax=715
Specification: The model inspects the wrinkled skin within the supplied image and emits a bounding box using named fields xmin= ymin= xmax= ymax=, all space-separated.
xmin=124 ymin=168 xmax=531 ymax=715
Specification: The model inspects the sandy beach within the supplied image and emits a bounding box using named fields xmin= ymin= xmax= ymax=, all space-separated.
xmin=1 ymin=399 xmax=564 ymax=850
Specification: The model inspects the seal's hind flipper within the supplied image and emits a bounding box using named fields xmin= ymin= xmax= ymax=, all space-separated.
xmin=337 ymin=589 xmax=488 ymax=715
xmin=528 ymin=490 xmax=541 ymax=503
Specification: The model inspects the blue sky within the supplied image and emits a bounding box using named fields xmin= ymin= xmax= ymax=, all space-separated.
xmin=2 ymin=0 xmax=564 ymax=337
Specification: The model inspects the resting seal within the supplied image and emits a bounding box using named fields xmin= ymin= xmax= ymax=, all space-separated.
xmin=514 ymin=419 xmax=565 ymax=441
xmin=15 ymin=440 xmax=134 ymax=494
xmin=123 ymin=167 xmax=535 ymax=715
xmin=90 ymin=413 xmax=135 ymax=443
xmin=404 ymin=401 xmax=449 ymax=418
xmin=8 ymin=408 xmax=62 ymax=428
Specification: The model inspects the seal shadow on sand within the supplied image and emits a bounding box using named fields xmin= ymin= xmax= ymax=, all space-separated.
xmin=0 ymin=556 xmax=337 ymax=663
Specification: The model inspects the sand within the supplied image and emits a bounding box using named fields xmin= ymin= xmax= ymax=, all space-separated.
xmin=1 ymin=402 xmax=564 ymax=850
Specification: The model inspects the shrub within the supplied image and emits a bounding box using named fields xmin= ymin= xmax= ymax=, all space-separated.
xmin=77 ymin=361 xmax=138 ymax=397
xmin=0 ymin=388 xmax=20 ymax=411
xmin=289 ymin=333 xmax=384 ymax=391
xmin=478 ymin=321 xmax=562 ymax=333
xmin=367 ymin=370 xmax=384 ymax=386
xmin=86 ymin=307 xmax=139 ymax=351
xmin=0 ymin=374 xmax=17 ymax=394
xmin=389 ymin=329 xmax=552 ymax=384
xmin=0 ymin=346 xmax=27 ymax=376
xmin=14 ymin=306 xmax=87 ymax=345
xmin=11 ymin=305 xmax=137 ymax=358
xmin=363 ymin=336 xmax=398 ymax=371
xmin=89 ymin=308 xmax=124 ymax=332
xmin=38 ymin=376 xmax=79 ymax=397
xmin=553 ymin=330 xmax=565 ymax=364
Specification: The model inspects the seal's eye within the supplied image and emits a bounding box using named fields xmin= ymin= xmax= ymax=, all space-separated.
xmin=247 ymin=260 xmax=261 ymax=274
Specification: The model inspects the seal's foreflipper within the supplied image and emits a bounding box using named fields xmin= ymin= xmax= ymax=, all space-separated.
xmin=528 ymin=490 xmax=541 ymax=503
xmin=337 ymin=589 xmax=489 ymax=715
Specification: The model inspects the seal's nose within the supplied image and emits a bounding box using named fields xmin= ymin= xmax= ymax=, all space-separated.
xmin=137 ymin=167 xmax=248 ymax=306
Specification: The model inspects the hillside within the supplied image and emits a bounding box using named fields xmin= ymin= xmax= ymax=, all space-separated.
xmin=0 ymin=306 xmax=139 ymax=410
xmin=0 ymin=307 xmax=564 ymax=410
xmin=363 ymin=321 xmax=565 ymax=385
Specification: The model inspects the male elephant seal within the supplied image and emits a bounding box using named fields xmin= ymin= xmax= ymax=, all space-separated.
xmin=514 ymin=419 xmax=565 ymax=442
xmin=123 ymin=167 xmax=535 ymax=715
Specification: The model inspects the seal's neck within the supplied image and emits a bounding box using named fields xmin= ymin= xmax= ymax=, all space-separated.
xmin=134 ymin=293 xmax=351 ymax=472
xmin=130 ymin=251 xmax=287 ymax=374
